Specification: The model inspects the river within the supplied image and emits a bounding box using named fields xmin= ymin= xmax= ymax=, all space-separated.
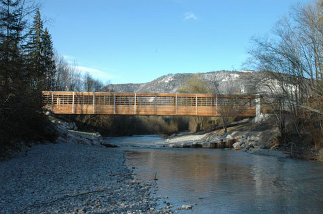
xmin=107 ymin=135 xmax=323 ymax=214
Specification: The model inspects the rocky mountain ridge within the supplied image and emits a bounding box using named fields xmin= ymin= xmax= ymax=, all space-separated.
xmin=103 ymin=70 xmax=267 ymax=94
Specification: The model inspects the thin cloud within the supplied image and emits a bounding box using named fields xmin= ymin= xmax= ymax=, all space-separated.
xmin=63 ymin=55 xmax=77 ymax=63
xmin=184 ymin=12 xmax=198 ymax=21
xmin=76 ymin=66 xmax=115 ymax=83
xmin=62 ymin=55 xmax=116 ymax=83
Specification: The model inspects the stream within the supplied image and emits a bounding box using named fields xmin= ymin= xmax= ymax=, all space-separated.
xmin=106 ymin=135 xmax=323 ymax=214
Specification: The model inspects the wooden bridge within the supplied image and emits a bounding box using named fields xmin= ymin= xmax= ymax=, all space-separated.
xmin=42 ymin=91 xmax=258 ymax=117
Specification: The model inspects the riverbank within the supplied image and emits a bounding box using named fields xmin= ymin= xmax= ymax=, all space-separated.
xmin=164 ymin=117 xmax=322 ymax=161
xmin=0 ymin=117 xmax=157 ymax=213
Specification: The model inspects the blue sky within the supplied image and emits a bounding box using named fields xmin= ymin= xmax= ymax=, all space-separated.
xmin=41 ymin=0 xmax=309 ymax=84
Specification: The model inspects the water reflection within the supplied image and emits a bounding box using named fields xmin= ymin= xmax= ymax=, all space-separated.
xmin=112 ymin=136 xmax=323 ymax=214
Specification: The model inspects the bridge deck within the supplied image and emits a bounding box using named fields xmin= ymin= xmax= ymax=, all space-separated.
xmin=42 ymin=91 xmax=256 ymax=117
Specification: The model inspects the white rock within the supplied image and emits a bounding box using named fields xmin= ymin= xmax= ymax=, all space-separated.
xmin=233 ymin=142 xmax=242 ymax=150
xmin=182 ymin=205 xmax=192 ymax=210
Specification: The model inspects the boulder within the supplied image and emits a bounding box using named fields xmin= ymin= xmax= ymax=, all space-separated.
xmin=245 ymin=141 xmax=256 ymax=150
xmin=225 ymin=139 xmax=236 ymax=148
xmin=233 ymin=142 xmax=242 ymax=150
xmin=216 ymin=141 xmax=226 ymax=149
xmin=248 ymin=135 xmax=261 ymax=143
xmin=210 ymin=142 xmax=217 ymax=148
xmin=182 ymin=205 xmax=193 ymax=210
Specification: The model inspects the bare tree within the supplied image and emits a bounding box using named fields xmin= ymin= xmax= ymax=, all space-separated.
xmin=212 ymin=76 xmax=242 ymax=133
xmin=248 ymin=0 xmax=323 ymax=145
xmin=83 ymin=72 xmax=104 ymax=92
xmin=54 ymin=55 xmax=82 ymax=91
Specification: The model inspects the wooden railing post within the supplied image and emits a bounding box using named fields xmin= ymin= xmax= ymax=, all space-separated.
xmin=215 ymin=94 xmax=218 ymax=116
xmin=51 ymin=91 xmax=54 ymax=112
xmin=155 ymin=94 xmax=157 ymax=115
xmin=134 ymin=93 xmax=137 ymax=114
xmin=93 ymin=92 xmax=95 ymax=114
xmin=113 ymin=93 xmax=116 ymax=114
xmin=72 ymin=92 xmax=75 ymax=114
xmin=176 ymin=93 xmax=178 ymax=115
xmin=196 ymin=94 xmax=198 ymax=115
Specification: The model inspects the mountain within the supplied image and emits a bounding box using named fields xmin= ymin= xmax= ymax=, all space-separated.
xmin=103 ymin=70 xmax=267 ymax=94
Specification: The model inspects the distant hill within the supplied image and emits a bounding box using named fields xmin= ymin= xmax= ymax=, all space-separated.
xmin=103 ymin=70 xmax=267 ymax=94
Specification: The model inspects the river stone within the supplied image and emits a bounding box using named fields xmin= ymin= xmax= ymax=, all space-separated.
xmin=216 ymin=141 xmax=225 ymax=149
xmin=182 ymin=205 xmax=192 ymax=210
xmin=225 ymin=139 xmax=236 ymax=148
xmin=233 ymin=142 xmax=242 ymax=150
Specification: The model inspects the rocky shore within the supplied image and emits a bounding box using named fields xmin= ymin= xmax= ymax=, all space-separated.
xmin=164 ymin=118 xmax=290 ymax=159
xmin=0 ymin=117 xmax=157 ymax=214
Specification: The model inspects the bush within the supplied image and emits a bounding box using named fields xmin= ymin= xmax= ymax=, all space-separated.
xmin=69 ymin=115 xmax=189 ymax=136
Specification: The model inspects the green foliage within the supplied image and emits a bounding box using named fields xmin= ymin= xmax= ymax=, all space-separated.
xmin=177 ymin=74 xmax=212 ymax=132
xmin=177 ymin=74 xmax=211 ymax=94
xmin=0 ymin=2 xmax=57 ymax=151
xmin=42 ymin=28 xmax=56 ymax=90
xmin=26 ymin=9 xmax=56 ymax=91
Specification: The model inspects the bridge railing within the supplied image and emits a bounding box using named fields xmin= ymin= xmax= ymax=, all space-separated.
xmin=42 ymin=91 xmax=257 ymax=117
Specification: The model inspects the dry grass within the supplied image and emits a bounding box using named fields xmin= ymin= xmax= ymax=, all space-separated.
xmin=312 ymin=129 xmax=323 ymax=150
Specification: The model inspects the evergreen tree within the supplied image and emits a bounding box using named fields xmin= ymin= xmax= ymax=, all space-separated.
xmin=42 ymin=28 xmax=56 ymax=90
xmin=0 ymin=2 xmax=57 ymax=151
xmin=26 ymin=8 xmax=45 ymax=90
xmin=0 ymin=0 xmax=26 ymax=92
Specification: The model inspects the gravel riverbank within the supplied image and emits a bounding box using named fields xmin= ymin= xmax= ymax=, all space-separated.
xmin=0 ymin=131 xmax=157 ymax=214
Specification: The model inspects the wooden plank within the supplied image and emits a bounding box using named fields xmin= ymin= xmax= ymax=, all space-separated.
xmin=136 ymin=106 xmax=155 ymax=115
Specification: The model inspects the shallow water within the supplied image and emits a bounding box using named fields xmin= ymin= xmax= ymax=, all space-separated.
xmin=107 ymin=135 xmax=323 ymax=214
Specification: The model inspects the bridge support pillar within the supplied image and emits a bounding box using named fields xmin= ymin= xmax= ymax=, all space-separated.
xmin=255 ymin=94 xmax=262 ymax=123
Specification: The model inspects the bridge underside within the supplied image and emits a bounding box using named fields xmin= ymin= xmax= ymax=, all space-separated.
xmin=42 ymin=91 xmax=257 ymax=117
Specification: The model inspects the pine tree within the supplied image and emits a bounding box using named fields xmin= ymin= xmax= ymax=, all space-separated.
xmin=0 ymin=0 xmax=26 ymax=92
xmin=26 ymin=8 xmax=45 ymax=90
xmin=0 ymin=2 xmax=57 ymax=150
xmin=42 ymin=28 xmax=56 ymax=90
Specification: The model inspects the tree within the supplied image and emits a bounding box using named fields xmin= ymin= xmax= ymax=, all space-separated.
xmin=177 ymin=74 xmax=211 ymax=132
xmin=212 ymin=76 xmax=241 ymax=133
xmin=177 ymin=74 xmax=211 ymax=94
xmin=54 ymin=55 xmax=83 ymax=91
xmin=26 ymin=9 xmax=56 ymax=91
xmin=42 ymin=28 xmax=56 ymax=90
xmin=0 ymin=1 xmax=57 ymax=151
xmin=83 ymin=72 xmax=104 ymax=92
xmin=26 ymin=8 xmax=44 ymax=90
xmin=0 ymin=0 xmax=27 ymax=91
xmin=248 ymin=0 xmax=323 ymax=145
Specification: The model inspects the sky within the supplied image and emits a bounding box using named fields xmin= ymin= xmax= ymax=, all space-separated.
xmin=41 ymin=0 xmax=310 ymax=84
